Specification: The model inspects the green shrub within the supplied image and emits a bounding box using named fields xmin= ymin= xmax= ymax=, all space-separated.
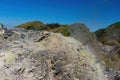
xmin=46 ymin=25 xmax=70 ymax=36
xmin=45 ymin=23 xmax=60 ymax=29
xmin=94 ymin=28 xmax=105 ymax=40
xmin=26 ymin=26 xmax=44 ymax=30
xmin=16 ymin=21 xmax=45 ymax=30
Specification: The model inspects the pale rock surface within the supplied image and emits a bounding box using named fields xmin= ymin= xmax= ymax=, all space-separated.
xmin=0 ymin=28 xmax=107 ymax=80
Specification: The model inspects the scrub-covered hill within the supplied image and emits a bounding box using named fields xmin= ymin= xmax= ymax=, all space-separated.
xmin=16 ymin=21 xmax=45 ymax=30
xmin=16 ymin=21 xmax=70 ymax=36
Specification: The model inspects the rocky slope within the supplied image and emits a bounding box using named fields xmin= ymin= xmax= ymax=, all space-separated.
xmin=0 ymin=26 xmax=107 ymax=80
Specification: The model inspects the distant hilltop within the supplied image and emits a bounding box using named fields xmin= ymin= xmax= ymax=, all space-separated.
xmin=16 ymin=21 xmax=45 ymax=30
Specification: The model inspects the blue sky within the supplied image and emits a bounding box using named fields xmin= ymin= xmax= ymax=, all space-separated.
xmin=0 ymin=0 xmax=120 ymax=31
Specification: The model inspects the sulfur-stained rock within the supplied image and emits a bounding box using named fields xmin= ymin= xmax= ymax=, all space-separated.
xmin=0 ymin=28 xmax=107 ymax=80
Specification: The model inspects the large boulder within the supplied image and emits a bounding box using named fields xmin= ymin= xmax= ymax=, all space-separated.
xmin=69 ymin=23 xmax=96 ymax=45
xmin=69 ymin=23 xmax=100 ymax=60
xmin=0 ymin=29 xmax=107 ymax=80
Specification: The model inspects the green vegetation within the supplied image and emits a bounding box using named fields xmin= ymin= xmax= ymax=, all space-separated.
xmin=46 ymin=25 xmax=70 ymax=36
xmin=100 ymin=53 xmax=120 ymax=70
xmin=16 ymin=21 xmax=70 ymax=36
xmin=94 ymin=28 xmax=105 ymax=40
xmin=16 ymin=21 xmax=45 ymax=30
xmin=45 ymin=23 xmax=60 ymax=29
xmin=109 ymin=22 xmax=120 ymax=28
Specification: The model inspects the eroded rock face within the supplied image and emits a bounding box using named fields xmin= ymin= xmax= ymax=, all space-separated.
xmin=0 ymin=28 xmax=107 ymax=80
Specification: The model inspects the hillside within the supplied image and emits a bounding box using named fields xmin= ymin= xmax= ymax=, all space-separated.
xmin=94 ymin=22 xmax=120 ymax=71
xmin=16 ymin=21 xmax=70 ymax=36
xmin=99 ymin=22 xmax=120 ymax=43
xmin=16 ymin=21 xmax=45 ymax=30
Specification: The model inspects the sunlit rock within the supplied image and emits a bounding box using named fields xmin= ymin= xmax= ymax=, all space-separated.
xmin=0 ymin=28 xmax=107 ymax=80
